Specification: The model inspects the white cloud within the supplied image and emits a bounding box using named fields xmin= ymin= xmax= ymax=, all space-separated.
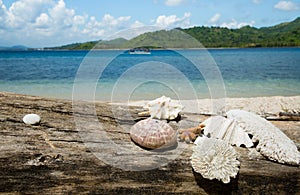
xmin=0 ymin=1 xmax=191 ymax=46
xmin=35 ymin=13 xmax=50 ymax=28
xmin=165 ymin=0 xmax=186 ymax=6
xmin=73 ymin=15 xmax=87 ymax=26
xmin=6 ymin=0 xmax=52 ymax=28
xmin=0 ymin=0 xmax=8 ymax=28
xmin=102 ymin=14 xmax=131 ymax=27
xmin=209 ymin=13 xmax=221 ymax=24
xmin=82 ymin=14 xmax=131 ymax=38
xmin=155 ymin=12 xmax=191 ymax=28
xmin=0 ymin=0 xmax=135 ymax=46
xmin=221 ymin=19 xmax=255 ymax=29
xmin=274 ymin=1 xmax=299 ymax=11
xmin=130 ymin=20 xmax=144 ymax=28
xmin=49 ymin=0 xmax=76 ymax=27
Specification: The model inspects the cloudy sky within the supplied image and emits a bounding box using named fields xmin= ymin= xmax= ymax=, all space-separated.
xmin=0 ymin=0 xmax=299 ymax=47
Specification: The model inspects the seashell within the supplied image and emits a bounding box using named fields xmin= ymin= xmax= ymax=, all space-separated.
xmin=227 ymin=109 xmax=300 ymax=165
xmin=143 ymin=96 xmax=183 ymax=120
xmin=130 ymin=118 xmax=177 ymax=149
xmin=201 ymin=115 xmax=253 ymax=148
xmin=191 ymin=136 xmax=240 ymax=184
xmin=23 ymin=114 xmax=41 ymax=125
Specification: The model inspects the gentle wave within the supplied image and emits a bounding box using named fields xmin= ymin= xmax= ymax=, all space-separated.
xmin=0 ymin=48 xmax=299 ymax=100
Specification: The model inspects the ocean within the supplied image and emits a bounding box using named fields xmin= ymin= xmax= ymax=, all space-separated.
xmin=0 ymin=48 xmax=299 ymax=101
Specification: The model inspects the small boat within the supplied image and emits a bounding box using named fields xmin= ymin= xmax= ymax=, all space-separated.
xmin=129 ymin=47 xmax=151 ymax=54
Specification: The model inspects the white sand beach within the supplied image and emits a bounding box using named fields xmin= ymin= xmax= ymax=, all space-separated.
xmin=114 ymin=96 xmax=300 ymax=115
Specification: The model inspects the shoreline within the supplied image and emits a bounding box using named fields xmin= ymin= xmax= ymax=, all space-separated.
xmin=2 ymin=91 xmax=298 ymax=115
xmin=3 ymin=46 xmax=300 ymax=52
xmin=113 ymin=95 xmax=300 ymax=115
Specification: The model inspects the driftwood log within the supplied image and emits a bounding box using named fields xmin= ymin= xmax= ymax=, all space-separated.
xmin=0 ymin=92 xmax=299 ymax=194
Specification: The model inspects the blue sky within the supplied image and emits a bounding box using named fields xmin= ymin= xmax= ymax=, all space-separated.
xmin=0 ymin=0 xmax=299 ymax=47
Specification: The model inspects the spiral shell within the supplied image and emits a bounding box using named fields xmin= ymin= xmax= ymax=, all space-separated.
xmin=130 ymin=118 xmax=177 ymax=149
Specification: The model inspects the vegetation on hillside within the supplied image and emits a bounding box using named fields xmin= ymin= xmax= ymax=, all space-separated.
xmin=45 ymin=17 xmax=300 ymax=50
xmin=182 ymin=17 xmax=300 ymax=47
xmin=94 ymin=38 xmax=128 ymax=49
xmin=122 ymin=29 xmax=203 ymax=48
xmin=44 ymin=41 xmax=98 ymax=50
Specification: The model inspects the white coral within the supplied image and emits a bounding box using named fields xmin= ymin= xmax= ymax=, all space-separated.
xmin=201 ymin=116 xmax=253 ymax=148
xmin=144 ymin=96 xmax=183 ymax=120
xmin=227 ymin=109 xmax=300 ymax=165
xmin=191 ymin=136 xmax=240 ymax=184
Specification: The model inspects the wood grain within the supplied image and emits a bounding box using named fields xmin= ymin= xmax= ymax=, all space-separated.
xmin=0 ymin=92 xmax=299 ymax=194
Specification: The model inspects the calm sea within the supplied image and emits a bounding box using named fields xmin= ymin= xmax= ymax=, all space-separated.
xmin=0 ymin=48 xmax=299 ymax=101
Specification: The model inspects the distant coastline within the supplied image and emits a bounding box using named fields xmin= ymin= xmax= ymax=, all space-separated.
xmin=1 ymin=46 xmax=299 ymax=52
xmin=43 ymin=17 xmax=300 ymax=50
xmin=1 ymin=17 xmax=299 ymax=51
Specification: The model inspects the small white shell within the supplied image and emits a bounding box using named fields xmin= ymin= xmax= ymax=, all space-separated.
xmin=227 ymin=109 xmax=300 ymax=165
xmin=130 ymin=118 xmax=177 ymax=149
xmin=23 ymin=114 xmax=41 ymax=125
xmin=201 ymin=116 xmax=253 ymax=148
xmin=192 ymin=136 xmax=240 ymax=184
xmin=144 ymin=96 xmax=183 ymax=120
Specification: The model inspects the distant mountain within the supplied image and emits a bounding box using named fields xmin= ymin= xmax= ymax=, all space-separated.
xmin=182 ymin=17 xmax=300 ymax=47
xmin=94 ymin=38 xmax=128 ymax=49
xmin=44 ymin=38 xmax=128 ymax=50
xmin=122 ymin=29 xmax=203 ymax=48
xmin=45 ymin=17 xmax=300 ymax=50
xmin=44 ymin=41 xmax=98 ymax=50
xmin=0 ymin=45 xmax=28 ymax=51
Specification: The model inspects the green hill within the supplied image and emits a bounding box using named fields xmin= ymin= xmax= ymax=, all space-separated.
xmin=44 ymin=41 xmax=98 ymax=50
xmin=179 ymin=17 xmax=299 ymax=47
xmin=94 ymin=38 xmax=128 ymax=49
xmin=46 ymin=17 xmax=300 ymax=49
xmin=122 ymin=29 xmax=203 ymax=48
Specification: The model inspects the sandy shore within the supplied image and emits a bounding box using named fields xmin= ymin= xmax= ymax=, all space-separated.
xmin=2 ymin=91 xmax=300 ymax=115
xmin=114 ymin=96 xmax=300 ymax=115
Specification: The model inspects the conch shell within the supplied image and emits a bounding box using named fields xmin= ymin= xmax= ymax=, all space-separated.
xmin=142 ymin=96 xmax=184 ymax=120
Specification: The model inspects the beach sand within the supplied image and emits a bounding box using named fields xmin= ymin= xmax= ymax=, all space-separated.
xmin=113 ymin=95 xmax=300 ymax=115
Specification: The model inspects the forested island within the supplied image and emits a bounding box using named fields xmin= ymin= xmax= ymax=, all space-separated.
xmin=46 ymin=17 xmax=300 ymax=50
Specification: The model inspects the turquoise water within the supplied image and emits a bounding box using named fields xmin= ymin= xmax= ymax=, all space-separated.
xmin=0 ymin=48 xmax=299 ymax=101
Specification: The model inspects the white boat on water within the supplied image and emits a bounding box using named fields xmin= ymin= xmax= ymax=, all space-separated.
xmin=129 ymin=47 xmax=151 ymax=54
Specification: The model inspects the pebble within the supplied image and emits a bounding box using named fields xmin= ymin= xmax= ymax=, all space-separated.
xmin=23 ymin=114 xmax=41 ymax=125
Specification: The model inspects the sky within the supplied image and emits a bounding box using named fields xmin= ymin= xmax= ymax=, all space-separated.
xmin=0 ymin=0 xmax=299 ymax=47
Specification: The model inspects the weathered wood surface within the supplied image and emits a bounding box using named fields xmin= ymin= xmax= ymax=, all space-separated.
xmin=0 ymin=92 xmax=299 ymax=194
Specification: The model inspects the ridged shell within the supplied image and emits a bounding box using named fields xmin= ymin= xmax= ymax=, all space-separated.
xmin=201 ymin=115 xmax=253 ymax=147
xmin=192 ymin=136 xmax=240 ymax=184
xmin=227 ymin=109 xmax=300 ymax=165
xmin=130 ymin=118 xmax=177 ymax=149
